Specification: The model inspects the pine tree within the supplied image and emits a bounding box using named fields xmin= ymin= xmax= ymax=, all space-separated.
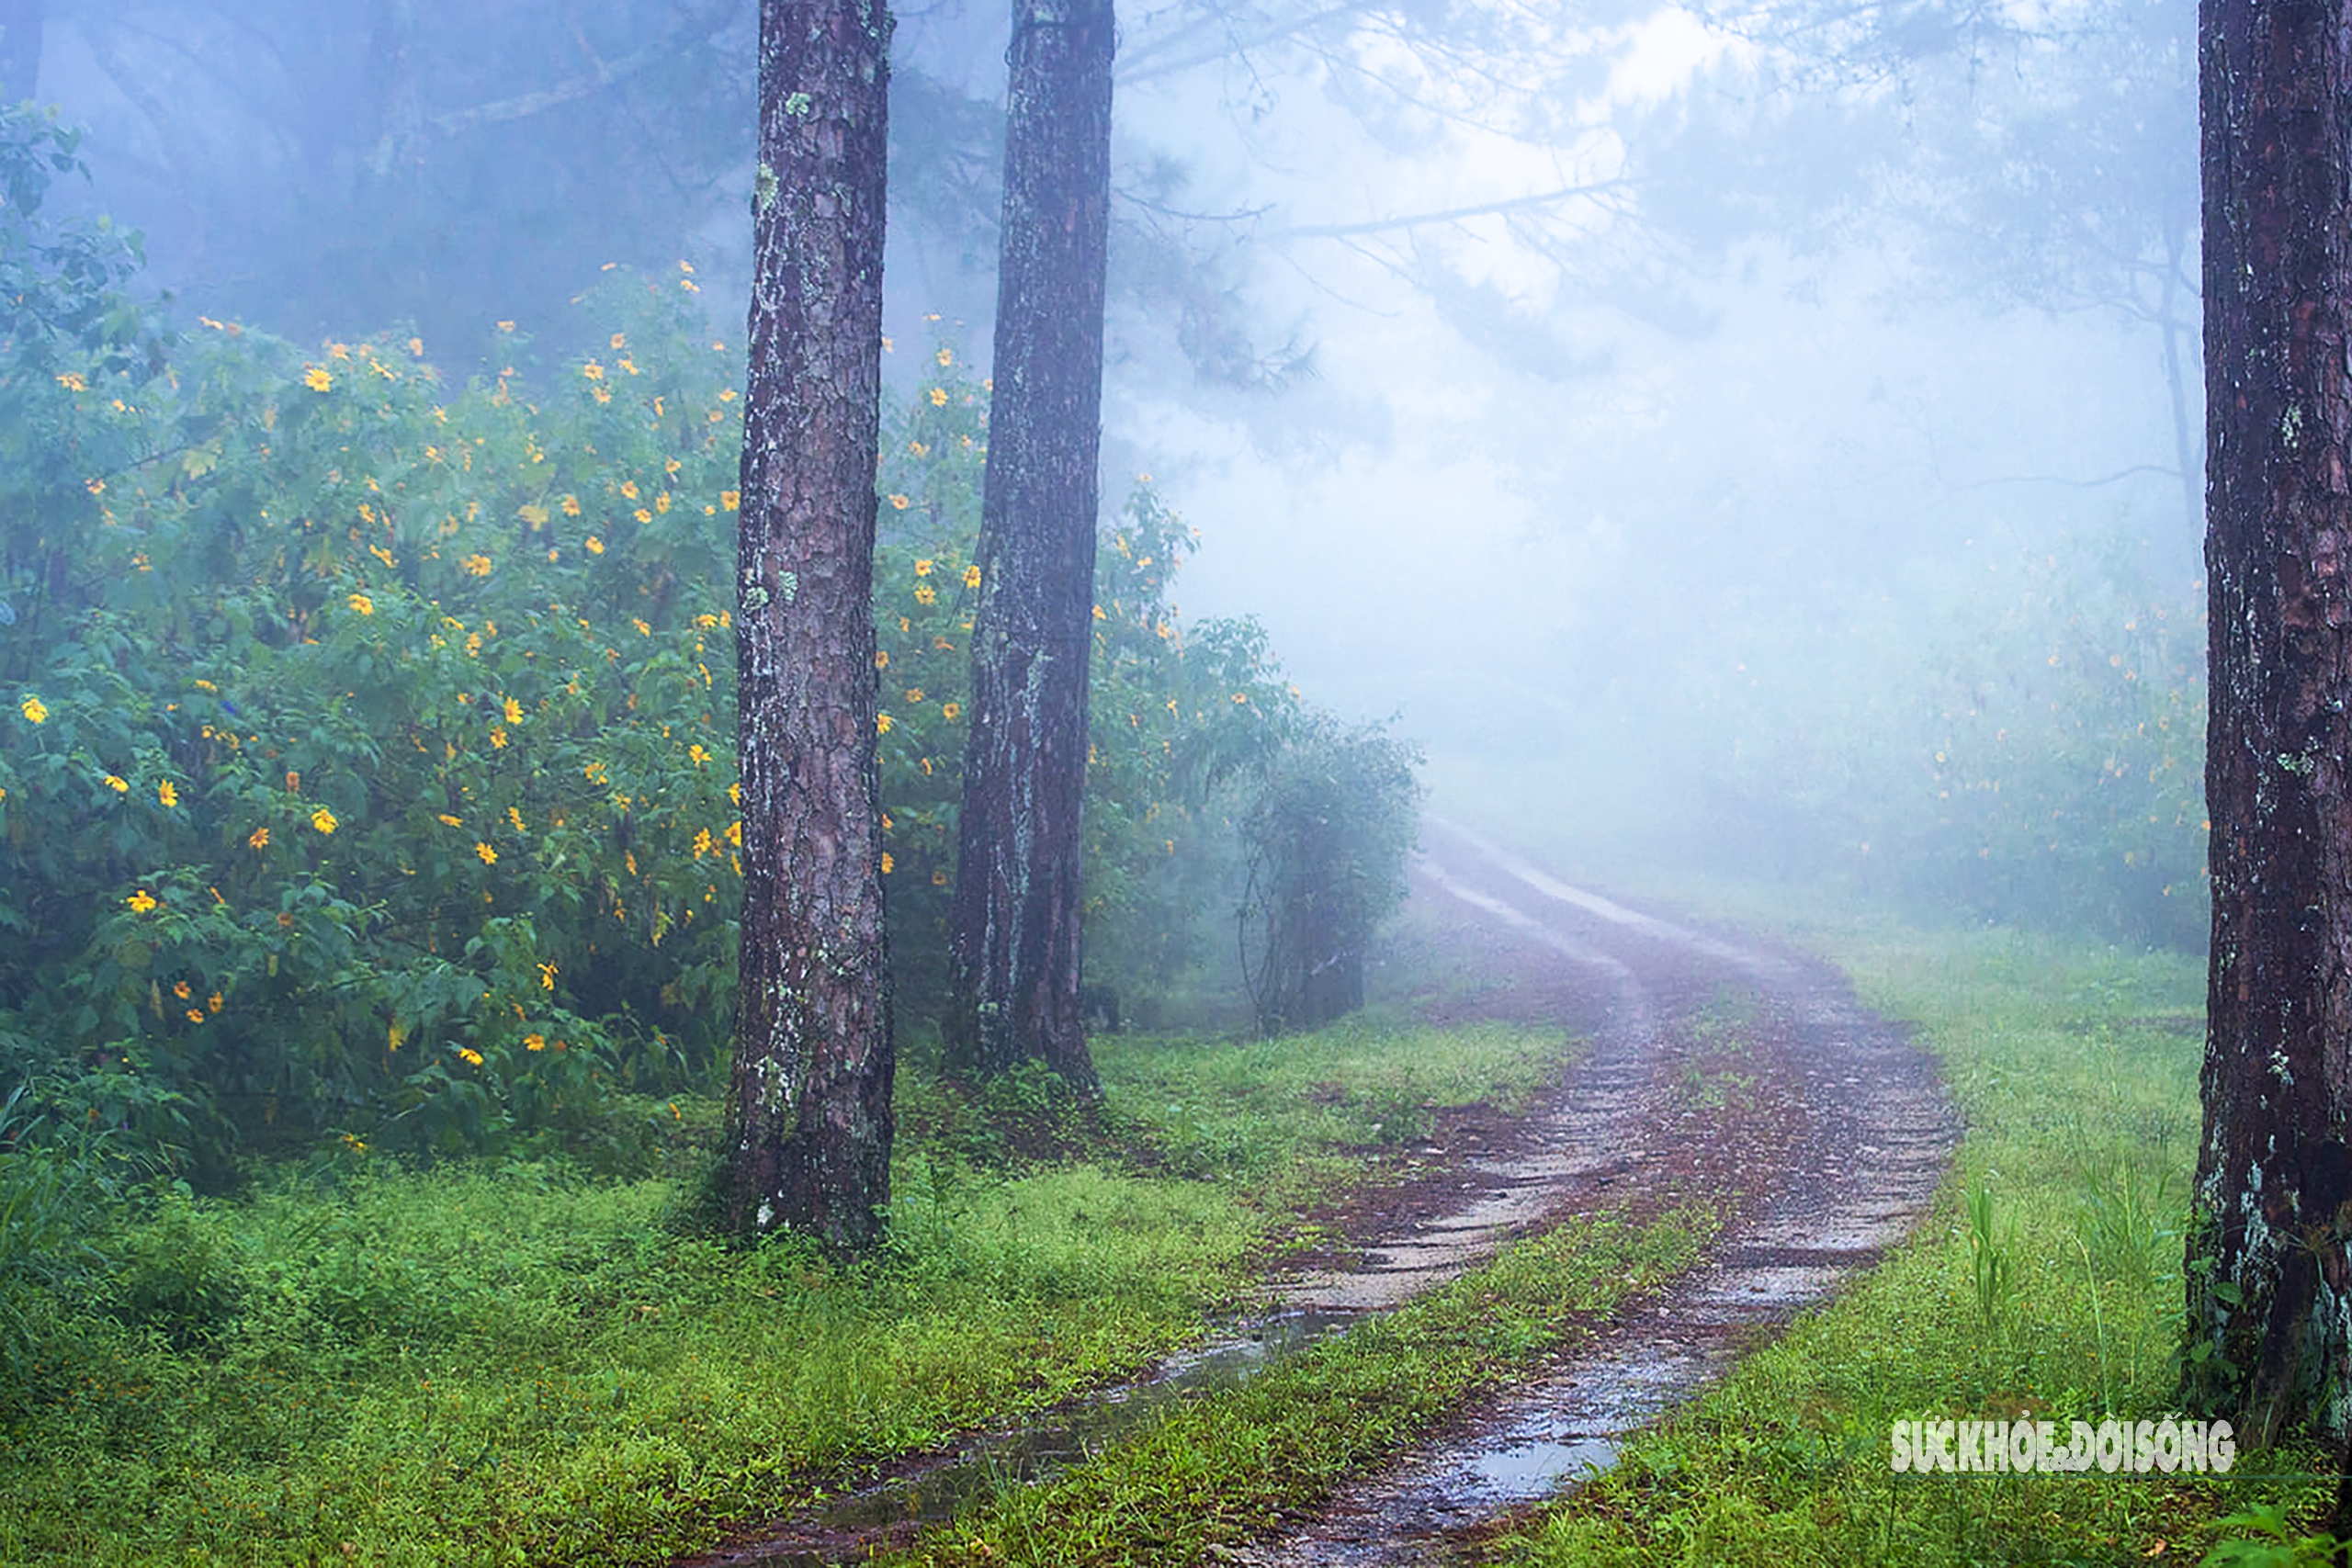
xmin=721 ymin=0 xmax=895 ymax=1248
xmin=944 ymin=0 xmax=1115 ymax=1092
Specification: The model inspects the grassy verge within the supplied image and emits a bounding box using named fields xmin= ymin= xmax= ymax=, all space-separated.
xmin=1484 ymin=922 xmax=2328 ymax=1568
xmin=0 ymin=1015 xmax=1566 ymax=1567
xmin=1093 ymin=1014 xmax=1563 ymax=1182
xmin=893 ymin=1202 xmax=1718 ymax=1568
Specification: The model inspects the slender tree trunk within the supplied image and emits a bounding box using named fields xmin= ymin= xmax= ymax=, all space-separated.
xmin=2162 ymin=220 xmax=2202 ymax=536
xmin=2185 ymin=0 xmax=2352 ymax=1450
xmin=944 ymin=0 xmax=1114 ymax=1093
xmin=0 ymin=0 xmax=40 ymax=103
xmin=722 ymin=0 xmax=894 ymax=1251
xmin=365 ymin=0 xmax=423 ymax=178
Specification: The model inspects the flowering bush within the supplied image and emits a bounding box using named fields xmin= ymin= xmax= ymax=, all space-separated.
xmin=0 ymin=119 xmax=1312 ymax=1175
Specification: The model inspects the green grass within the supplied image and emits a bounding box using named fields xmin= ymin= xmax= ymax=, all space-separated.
xmin=1483 ymin=922 xmax=2329 ymax=1568
xmin=891 ymin=1202 xmax=1718 ymax=1567
xmin=1097 ymin=1013 xmax=1566 ymax=1182
xmin=26 ymin=889 xmax=2310 ymax=1567
xmin=0 ymin=1013 xmax=1572 ymax=1566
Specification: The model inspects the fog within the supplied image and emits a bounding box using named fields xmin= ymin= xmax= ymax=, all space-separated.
xmin=16 ymin=0 xmax=2202 ymax=945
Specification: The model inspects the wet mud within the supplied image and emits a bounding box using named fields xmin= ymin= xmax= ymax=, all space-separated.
xmin=1240 ymin=821 xmax=1959 ymax=1564
xmin=681 ymin=825 xmax=1956 ymax=1566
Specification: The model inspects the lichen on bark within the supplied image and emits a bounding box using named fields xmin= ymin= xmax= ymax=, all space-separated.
xmin=2187 ymin=0 xmax=2352 ymax=1448
xmin=719 ymin=0 xmax=895 ymax=1253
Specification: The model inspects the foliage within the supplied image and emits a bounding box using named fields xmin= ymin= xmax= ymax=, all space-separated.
xmin=1 ymin=237 xmax=746 ymax=1176
xmin=0 ymin=107 xmax=161 ymax=385
xmin=0 ymin=1083 xmax=138 ymax=1385
xmin=1962 ymin=1179 xmax=2014 ymax=1340
xmin=0 ymin=1015 xmax=1559 ymax=1565
xmin=1236 ymin=716 xmax=1425 ymax=1031
xmin=1690 ymin=532 xmax=2208 ymax=950
xmin=0 ymin=122 xmax=1363 ymax=1179
xmin=2199 ymin=1505 xmax=2348 ymax=1568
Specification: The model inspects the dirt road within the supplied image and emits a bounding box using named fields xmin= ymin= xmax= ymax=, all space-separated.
xmin=686 ymin=826 xmax=1957 ymax=1565
xmin=1242 ymin=821 xmax=1959 ymax=1563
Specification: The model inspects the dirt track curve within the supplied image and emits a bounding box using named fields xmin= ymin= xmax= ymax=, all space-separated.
xmin=1234 ymin=820 xmax=1961 ymax=1563
xmin=684 ymin=824 xmax=1959 ymax=1566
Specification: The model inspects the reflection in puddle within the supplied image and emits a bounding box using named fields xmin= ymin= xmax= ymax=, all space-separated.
xmin=1464 ymin=1434 xmax=1620 ymax=1500
xmin=725 ymin=1309 xmax=1363 ymax=1566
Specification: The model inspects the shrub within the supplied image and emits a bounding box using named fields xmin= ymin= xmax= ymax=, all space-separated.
xmin=0 ymin=115 xmax=1389 ymax=1174
xmin=1236 ymin=716 xmax=1424 ymax=1031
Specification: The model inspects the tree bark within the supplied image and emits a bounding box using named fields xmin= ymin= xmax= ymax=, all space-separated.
xmin=944 ymin=0 xmax=1114 ymax=1093
xmin=2186 ymin=0 xmax=2352 ymax=1448
xmin=722 ymin=0 xmax=894 ymax=1251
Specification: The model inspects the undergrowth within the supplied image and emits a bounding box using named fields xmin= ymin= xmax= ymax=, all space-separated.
xmin=0 ymin=1014 xmax=1567 ymax=1566
xmin=1482 ymin=923 xmax=2324 ymax=1567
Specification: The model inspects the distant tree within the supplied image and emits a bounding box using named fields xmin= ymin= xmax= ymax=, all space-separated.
xmin=720 ymin=0 xmax=894 ymax=1250
xmin=2183 ymin=0 xmax=2352 ymax=1466
xmin=15 ymin=0 xmax=752 ymax=358
xmin=944 ymin=0 xmax=1114 ymax=1090
xmin=1657 ymin=0 xmax=2203 ymax=526
xmin=0 ymin=0 xmax=39 ymax=103
xmin=1237 ymin=717 xmax=1421 ymax=1032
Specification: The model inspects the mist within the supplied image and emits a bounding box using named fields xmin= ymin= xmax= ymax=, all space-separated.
xmin=16 ymin=0 xmax=2202 ymax=951
xmin=0 ymin=3 xmax=2237 ymax=1553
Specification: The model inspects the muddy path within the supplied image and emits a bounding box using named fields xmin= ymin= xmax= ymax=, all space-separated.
xmin=1239 ymin=821 xmax=1960 ymax=1564
xmin=683 ymin=826 xmax=1956 ymax=1566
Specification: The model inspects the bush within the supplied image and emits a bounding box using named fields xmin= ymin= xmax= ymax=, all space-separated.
xmin=1236 ymin=716 xmax=1424 ymax=1031
xmin=0 ymin=114 xmax=1387 ymax=1175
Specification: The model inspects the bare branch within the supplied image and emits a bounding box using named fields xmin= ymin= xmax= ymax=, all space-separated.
xmin=1267 ymin=179 xmax=1627 ymax=241
xmin=1114 ymin=186 xmax=1276 ymax=225
xmin=368 ymin=2 xmax=737 ymax=175
xmin=1118 ymin=0 xmax=1374 ymax=85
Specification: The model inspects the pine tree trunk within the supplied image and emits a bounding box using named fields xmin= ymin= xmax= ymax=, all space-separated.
xmin=722 ymin=0 xmax=894 ymax=1251
xmin=2186 ymin=0 xmax=2352 ymax=1446
xmin=944 ymin=0 xmax=1114 ymax=1093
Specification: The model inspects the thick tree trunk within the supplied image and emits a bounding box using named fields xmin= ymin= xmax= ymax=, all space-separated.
xmin=2186 ymin=0 xmax=2352 ymax=1447
xmin=944 ymin=0 xmax=1114 ymax=1093
xmin=722 ymin=0 xmax=894 ymax=1251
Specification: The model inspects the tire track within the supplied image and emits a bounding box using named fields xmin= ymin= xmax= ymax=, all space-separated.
xmin=1241 ymin=823 xmax=1959 ymax=1565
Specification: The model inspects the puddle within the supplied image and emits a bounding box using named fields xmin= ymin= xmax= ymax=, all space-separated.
xmin=1465 ymin=1433 xmax=1620 ymax=1499
xmin=690 ymin=829 xmax=1956 ymax=1568
xmin=1248 ymin=826 xmax=1960 ymax=1567
xmin=698 ymin=1309 xmax=1364 ymax=1566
